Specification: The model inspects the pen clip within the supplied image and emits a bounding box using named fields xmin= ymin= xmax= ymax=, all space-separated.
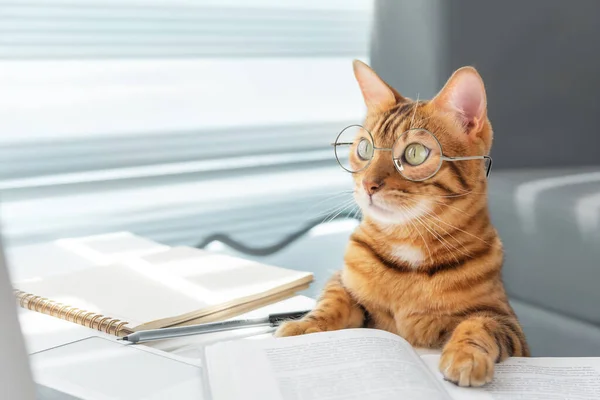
xmin=268 ymin=310 xmax=310 ymax=326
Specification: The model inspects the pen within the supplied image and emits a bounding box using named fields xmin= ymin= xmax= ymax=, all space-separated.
xmin=118 ymin=310 xmax=310 ymax=344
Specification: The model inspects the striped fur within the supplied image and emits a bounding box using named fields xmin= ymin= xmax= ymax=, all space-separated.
xmin=276 ymin=62 xmax=529 ymax=387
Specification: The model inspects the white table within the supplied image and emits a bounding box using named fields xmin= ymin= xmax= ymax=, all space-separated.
xmin=9 ymin=237 xmax=437 ymax=399
xmin=8 ymin=237 xmax=316 ymax=399
xmin=19 ymin=294 xmax=316 ymax=400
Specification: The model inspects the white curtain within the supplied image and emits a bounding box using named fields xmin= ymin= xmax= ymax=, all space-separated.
xmin=0 ymin=0 xmax=372 ymax=248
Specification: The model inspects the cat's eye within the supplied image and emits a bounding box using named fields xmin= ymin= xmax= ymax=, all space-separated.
xmin=403 ymin=143 xmax=429 ymax=166
xmin=356 ymin=138 xmax=374 ymax=161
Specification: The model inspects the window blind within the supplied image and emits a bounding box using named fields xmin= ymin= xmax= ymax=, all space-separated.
xmin=0 ymin=0 xmax=373 ymax=248
xmin=0 ymin=1 xmax=371 ymax=58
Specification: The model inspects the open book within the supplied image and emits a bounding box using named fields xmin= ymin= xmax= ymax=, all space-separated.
xmin=205 ymin=329 xmax=600 ymax=400
xmin=13 ymin=232 xmax=312 ymax=336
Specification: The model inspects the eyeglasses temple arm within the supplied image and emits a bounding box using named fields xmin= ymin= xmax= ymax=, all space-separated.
xmin=484 ymin=155 xmax=493 ymax=177
xmin=441 ymin=155 xmax=493 ymax=178
xmin=441 ymin=155 xmax=485 ymax=162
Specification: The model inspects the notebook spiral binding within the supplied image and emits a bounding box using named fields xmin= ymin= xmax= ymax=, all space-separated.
xmin=14 ymin=290 xmax=134 ymax=337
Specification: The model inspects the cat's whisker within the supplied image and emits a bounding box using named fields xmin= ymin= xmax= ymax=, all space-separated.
xmin=414 ymin=186 xmax=481 ymax=196
xmin=394 ymin=195 xmax=472 ymax=216
xmin=345 ymin=204 xmax=358 ymax=222
xmin=425 ymin=199 xmax=472 ymax=216
xmin=304 ymin=192 xmax=354 ymax=213
xmin=325 ymin=204 xmax=356 ymax=224
xmin=321 ymin=199 xmax=357 ymax=225
xmin=415 ymin=215 xmax=465 ymax=262
xmin=310 ymin=201 xmax=354 ymax=226
xmin=305 ymin=203 xmax=352 ymax=222
xmin=403 ymin=207 xmax=465 ymax=262
xmin=391 ymin=190 xmax=474 ymax=199
xmin=298 ymin=190 xmax=353 ymax=201
xmin=301 ymin=192 xmax=355 ymax=218
xmin=402 ymin=206 xmax=461 ymax=264
xmin=407 ymin=200 xmax=494 ymax=247
xmin=424 ymin=191 xmax=478 ymax=198
xmin=399 ymin=204 xmax=432 ymax=262
xmin=411 ymin=210 xmax=472 ymax=258
xmin=351 ymin=205 xmax=362 ymax=221
xmin=322 ymin=198 xmax=355 ymax=216
xmin=402 ymin=197 xmax=473 ymax=226
xmin=303 ymin=191 xmax=354 ymax=205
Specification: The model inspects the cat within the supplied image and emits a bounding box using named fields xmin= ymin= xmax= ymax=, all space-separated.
xmin=276 ymin=60 xmax=529 ymax=387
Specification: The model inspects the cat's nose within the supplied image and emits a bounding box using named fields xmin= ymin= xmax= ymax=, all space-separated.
xmin=362 ymin=179 xmax=384 ymax=196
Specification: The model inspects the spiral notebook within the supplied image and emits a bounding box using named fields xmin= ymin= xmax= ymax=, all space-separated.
xmin=13 ymin=236 xmax=313 ymax=337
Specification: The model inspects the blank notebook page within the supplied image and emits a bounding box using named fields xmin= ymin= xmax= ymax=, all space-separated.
xmin=16 ymin=246 xmax=311 ymax=328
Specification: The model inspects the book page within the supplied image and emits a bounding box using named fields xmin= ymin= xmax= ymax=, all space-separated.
xmin=421 ymin=355 xmax=600 ymax=400
xmin=206 ymin=329 xmax=451 ymax=400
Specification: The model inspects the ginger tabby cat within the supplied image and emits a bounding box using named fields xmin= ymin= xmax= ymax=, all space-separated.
xmin=276 ymin=60 xmax=529 ymax=387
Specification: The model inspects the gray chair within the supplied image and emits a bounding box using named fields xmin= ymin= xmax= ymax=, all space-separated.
xmin=489 ymin=168 xmax=600 ymax=356
xmin=371 ymin=0 xmax=600 ymax=356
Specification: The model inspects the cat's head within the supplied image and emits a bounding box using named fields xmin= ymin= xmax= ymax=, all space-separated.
xmin=346 ymin=60 xmax=493 ymax=225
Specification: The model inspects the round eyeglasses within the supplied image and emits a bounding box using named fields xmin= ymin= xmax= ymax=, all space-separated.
xmin=332 ymin=125 xmax=492 ymax=181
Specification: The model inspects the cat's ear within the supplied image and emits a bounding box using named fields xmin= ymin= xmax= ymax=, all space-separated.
xmin=353 ymin=60 xmax=406 ymax=111
xmin=432 ymin=66 xmax=487 ymax=135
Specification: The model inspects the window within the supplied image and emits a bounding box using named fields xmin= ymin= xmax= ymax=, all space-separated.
xmin=0 ymin=0 xmax=373 ymax=249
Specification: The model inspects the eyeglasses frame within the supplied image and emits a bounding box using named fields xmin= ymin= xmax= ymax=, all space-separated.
xmin=332 ymin=124 xmax=493 ymax=181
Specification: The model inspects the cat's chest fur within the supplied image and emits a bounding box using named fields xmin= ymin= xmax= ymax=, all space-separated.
xmin=341 ymin=244 xmax=449 ymax=348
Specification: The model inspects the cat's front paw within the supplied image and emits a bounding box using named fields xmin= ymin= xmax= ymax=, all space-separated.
xmin=439 ymin=343 xmax=495 ymax=387
xmin=274 ymin=319 xmax=324 ymax=337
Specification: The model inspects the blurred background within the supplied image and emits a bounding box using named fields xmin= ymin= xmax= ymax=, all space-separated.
xmin=1 ymin=0 xmax=599 ymax=356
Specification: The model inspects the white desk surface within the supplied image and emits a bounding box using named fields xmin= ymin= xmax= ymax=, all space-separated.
xmin=19 ymin=292 xmax=316 ymax=400
xmin=9 ymin=238 xmax=317 ymax=400
xmin=10 ymin=237 xmax=437 ymax=399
